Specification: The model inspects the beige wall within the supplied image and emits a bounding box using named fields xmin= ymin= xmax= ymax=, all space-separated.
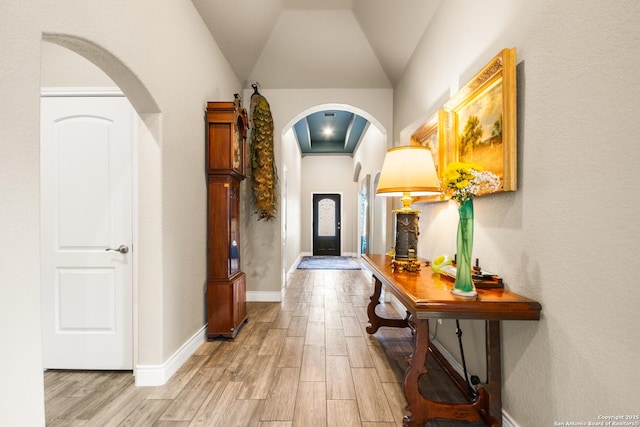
xmin=41 ymin=42 xmax=117 ymax=87
xmin=240 ymin=88 xmax=393 ymax=297
xmin=282 ymin=128 xmax=303 ymax=275
xmin=352 ymin=124 xmax=388 ymax=255
xmin=0 ymin=1 xmax=240 ymax=424
xmin=395 ymin=0 xmax=640 ymax=424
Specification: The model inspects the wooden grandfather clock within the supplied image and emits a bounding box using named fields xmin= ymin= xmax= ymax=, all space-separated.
xmin=205 ymin=99 xmax=248 ymax=339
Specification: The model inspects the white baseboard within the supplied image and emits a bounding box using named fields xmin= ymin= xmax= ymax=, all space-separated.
xmin=247 ymin=291 xmax=282 ymax=302
xmin=134 ymin=325 xmax=206 ymax=386
xmin=288 ymin=254 xmax=304 ymax=274
xmin=133 ymin=289 xmax=282 ymax=387
xmin=502 ymin=410 xmax=519 ymax=427
xmin=387 ymin=294 xmax=520 ymax=427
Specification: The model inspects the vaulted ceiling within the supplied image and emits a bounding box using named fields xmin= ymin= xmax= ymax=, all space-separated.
xmin=191 ymin=0 xmax=441 ymax=154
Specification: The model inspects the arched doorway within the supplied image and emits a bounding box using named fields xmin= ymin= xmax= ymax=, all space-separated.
xmin=40 ymin=35 xmax=160 ymax=374
xmin=280 ymin=103 xmax=389 ymax=275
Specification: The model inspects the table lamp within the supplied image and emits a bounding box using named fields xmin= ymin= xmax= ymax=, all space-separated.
xmin=376 ymin=146 xmax=441 ymax=271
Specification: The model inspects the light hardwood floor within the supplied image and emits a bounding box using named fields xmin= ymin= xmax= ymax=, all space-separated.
xmin=44 ymin=267 xmax=480 ymax=427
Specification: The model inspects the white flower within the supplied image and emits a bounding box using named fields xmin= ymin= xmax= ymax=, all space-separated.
xmin=442 ymin=162 xmax=501 ymax=205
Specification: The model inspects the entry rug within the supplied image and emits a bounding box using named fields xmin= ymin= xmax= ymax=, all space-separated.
xmin=297 ymin=256 xmax=361 ymax=270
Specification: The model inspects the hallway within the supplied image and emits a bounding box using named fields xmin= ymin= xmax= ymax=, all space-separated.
xmin=44 ymin=267 xmax=479 ymax=426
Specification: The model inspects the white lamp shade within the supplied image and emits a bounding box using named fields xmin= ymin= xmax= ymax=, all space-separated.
xmin=376 ymin=146 xmax=441 ymax=196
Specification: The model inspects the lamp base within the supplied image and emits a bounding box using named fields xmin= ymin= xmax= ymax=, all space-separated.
xmin=391 ymin=258 xmax=421 ymax=272
xmin=393 ymin=210 xmax=419 ymax=263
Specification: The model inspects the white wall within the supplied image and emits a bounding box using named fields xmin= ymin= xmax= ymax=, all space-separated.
xmin=395 ymin=0 xmax=640 ymax=424
xmin=0 ymin=1 xmax=241 ymax=424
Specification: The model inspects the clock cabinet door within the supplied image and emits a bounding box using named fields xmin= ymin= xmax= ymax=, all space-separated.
xmin=229 ymin=179 xmax=240 ymax=275
xmin=233 ymin=273 xmax=247 ymax=328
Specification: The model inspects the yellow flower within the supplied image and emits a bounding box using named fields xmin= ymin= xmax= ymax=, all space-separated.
xmin=456 ymin=179 xmax=469 ymax=189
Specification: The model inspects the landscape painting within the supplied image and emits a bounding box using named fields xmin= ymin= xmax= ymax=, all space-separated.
xmin=410 ymin=47 xmax=517 ymax=203
xmin=455 ymin=78 xmax=504 ymax=176
xmin=444 ymin=47 xmax=517 ymax=192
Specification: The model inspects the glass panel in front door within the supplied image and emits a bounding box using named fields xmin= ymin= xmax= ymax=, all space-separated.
xmin=318 ymin=198 xmax=336 ymax=237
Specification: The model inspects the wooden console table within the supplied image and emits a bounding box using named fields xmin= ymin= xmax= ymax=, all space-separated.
xmin=362 ymin=254 xmax=541 ymax=427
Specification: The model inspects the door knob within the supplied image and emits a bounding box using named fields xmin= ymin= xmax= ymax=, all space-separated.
xmin=105 ymin=244 xmax=129 ymax=254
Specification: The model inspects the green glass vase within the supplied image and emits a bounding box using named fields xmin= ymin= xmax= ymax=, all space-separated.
xmin=452 ymin=199 xmax=477 ymax=297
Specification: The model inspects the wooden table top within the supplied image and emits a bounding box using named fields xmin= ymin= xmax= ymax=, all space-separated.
xmin=362 ymin=254 xmax=541 ymax=321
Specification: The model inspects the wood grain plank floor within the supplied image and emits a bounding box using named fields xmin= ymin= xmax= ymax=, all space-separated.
xmin=44 ymin=268 xmax=484 ymax=426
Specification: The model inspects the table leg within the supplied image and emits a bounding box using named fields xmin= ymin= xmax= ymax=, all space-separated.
xmin=485 ymin=320 xmax=502 ymax=426
xmin=403 ymin=315 xmax=495 ymax=426
xmin=403 ymin=315 xmax=430 ymax=427
xmin=366 ymin=276 xmax=410 ymax=334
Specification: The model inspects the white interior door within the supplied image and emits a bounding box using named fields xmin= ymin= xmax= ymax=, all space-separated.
xmin=41 ymin=93 xmax=134 ymax=370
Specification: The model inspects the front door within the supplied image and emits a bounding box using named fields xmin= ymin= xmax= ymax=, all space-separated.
xmin=40 ymin=94 xmax=134 ymax=370
xmin=312 ymin=193 xmax=341 ymax=256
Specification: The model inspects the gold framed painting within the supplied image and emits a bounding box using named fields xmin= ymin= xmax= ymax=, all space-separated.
xmin=444 ymin=47 xmax=517 ymax=192
xmin=410 ymin=110 xmax=447 ymax=203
